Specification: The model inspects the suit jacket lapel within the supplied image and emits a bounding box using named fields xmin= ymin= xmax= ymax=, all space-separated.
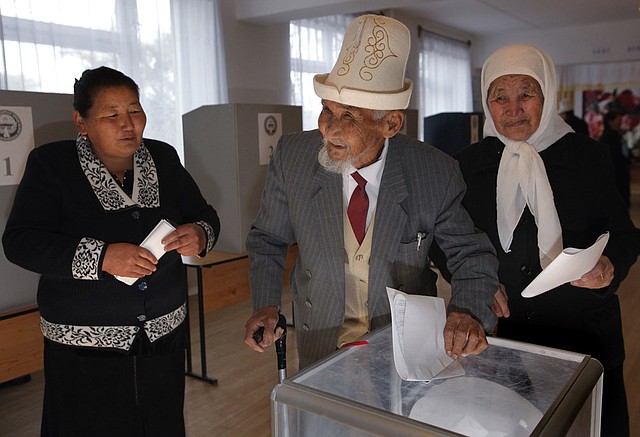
xmin=369 ymin=139 xmax=408 ymax=313
xmin=310 ymin=163 xmax=345 ymax=289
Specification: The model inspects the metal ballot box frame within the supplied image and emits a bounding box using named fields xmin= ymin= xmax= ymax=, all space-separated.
xmin=271 ymin=325 xmax=603 ymax=436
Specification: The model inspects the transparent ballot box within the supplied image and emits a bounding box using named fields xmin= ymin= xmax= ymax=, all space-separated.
xmin=271 ymin=325 xmax=603 ymax=436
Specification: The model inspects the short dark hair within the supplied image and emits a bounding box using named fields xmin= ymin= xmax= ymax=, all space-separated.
xmin=603 ymin=109 xmax=622 ymax=125
xmin=73 ymin=66 xmax=140 ymax=117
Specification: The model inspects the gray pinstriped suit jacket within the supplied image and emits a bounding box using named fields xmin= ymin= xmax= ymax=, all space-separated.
xmin=247 ymin=130 xmax=498 ymax=368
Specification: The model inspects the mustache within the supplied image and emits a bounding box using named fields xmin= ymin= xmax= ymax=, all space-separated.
xmin=323 ymin=137 xmax=350 ymax=149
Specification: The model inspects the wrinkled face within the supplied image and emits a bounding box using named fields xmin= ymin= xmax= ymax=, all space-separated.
xmin=487 ymin=74 xmax=544 ymax=141
xmin=73 ymin=85 xmax=146 ymax=164
xmin=317 ymin=100 xmax=388 ymax=171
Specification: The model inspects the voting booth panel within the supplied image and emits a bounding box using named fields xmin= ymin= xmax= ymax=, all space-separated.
xmin=399 ymin=108 xmax=418 ymax=139
xmin=0 ymin=90 xmax=77 ymax=313
xmin=423 ymin=112 xmax=484 ymax=156
xmin=182 ymin=104 xmax=302 ymax=254
xmin=0 ymin=90 xmax=76 ymax=383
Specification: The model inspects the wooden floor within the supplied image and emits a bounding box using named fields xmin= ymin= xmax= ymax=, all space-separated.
xmin=1 ymin=165 xmax=639 ymax=436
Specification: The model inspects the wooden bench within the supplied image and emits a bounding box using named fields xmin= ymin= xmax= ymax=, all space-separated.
xmin=0 ymin=306 xmax=43 ymax=384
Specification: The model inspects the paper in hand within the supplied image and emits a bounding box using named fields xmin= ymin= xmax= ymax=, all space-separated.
xmin=387 ymin=287 xmax=464 ymax=381
xmin=521 ymin=232 xmax=609 ymax=298
xmin=115 ymin=219 xmax=176 ymax=285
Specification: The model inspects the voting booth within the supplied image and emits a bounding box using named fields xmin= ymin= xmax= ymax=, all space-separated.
xmin=271 ymin=325 xmax=603 ymax=436
xmin=182 ymin=103 xmax=302 ymax=254
xmin=423 ymin=112 xmax=484 ymax=156
xmin=0 ymin=90 xmax=76 ymax=313
xmin=400 ymin=109 xmax=418 ymax=139
xmin=0 ymin=90 xmax=76 ymax=383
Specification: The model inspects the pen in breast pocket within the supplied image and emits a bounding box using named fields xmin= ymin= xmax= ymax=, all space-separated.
xmin=416 ymin=232 xmax=426 ymax=251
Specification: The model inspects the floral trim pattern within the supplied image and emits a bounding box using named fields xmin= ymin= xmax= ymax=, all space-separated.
xmin=72 ymin=237 xmax=105 ymax=280
xmin=75 ymin=134 xmax=160 ymax=211
xmin=41 ymin=303 xmax=186 ymax=350
xmin=132 ymin=145 xmax=160 ymax=208
xmin=144 ymin=303 xmax=186 ymax=343
xmin=41 ymin=318 xmax=140 ymax=350
xmin=195 ymin=220 xmax=216 ymax=253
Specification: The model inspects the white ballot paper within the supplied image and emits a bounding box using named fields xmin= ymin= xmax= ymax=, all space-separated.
xmin=521 ymin=232 xmax=609 ymax=298
xmin=387 ymin=287 xmax=464 ymax=381
xmin=115 ymin=219 xmax=176 ymax=285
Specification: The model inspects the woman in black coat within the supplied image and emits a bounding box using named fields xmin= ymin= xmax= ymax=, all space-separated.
xmin=3 ymin=67 xmax=220 ymax=437
xmin=454 ymin=45 xmax=639 ymax=437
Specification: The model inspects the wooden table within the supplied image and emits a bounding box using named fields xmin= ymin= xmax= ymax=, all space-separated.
xmin=182 ymin=251 xmax=248 ymax=384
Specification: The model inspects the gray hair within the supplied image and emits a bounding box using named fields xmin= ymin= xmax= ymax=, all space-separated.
xmin=373 ymin=110 xmax=390 ymax=121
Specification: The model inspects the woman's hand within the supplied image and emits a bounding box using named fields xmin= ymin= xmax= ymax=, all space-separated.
xmin=102 ymin=242 xmax=157 ymax=278
xmin=570 ymin=255 xmax=614 ymax=289
xmin=491 ymin=284 xmax=510 ymax=318
xmin=161 ymin=223 xmax=206 ymax=257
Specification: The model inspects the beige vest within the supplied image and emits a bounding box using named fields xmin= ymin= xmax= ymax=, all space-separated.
xmin=337 ymin=207 xmax=375 ymax=347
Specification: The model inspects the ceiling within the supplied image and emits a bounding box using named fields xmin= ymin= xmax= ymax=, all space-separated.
xmin=237 ymin=0 xmax=640 ymax=38
xmin=398 ymin=0 xmax=640 ymax=37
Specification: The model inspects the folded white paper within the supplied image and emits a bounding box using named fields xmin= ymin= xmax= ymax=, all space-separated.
xmin=115 ymin=219 xmax=176 ymax=285
xmin=387 ymin=287 xmax=464 ymax=381
xmin=521 ymin=232 xmax=609 ymax=298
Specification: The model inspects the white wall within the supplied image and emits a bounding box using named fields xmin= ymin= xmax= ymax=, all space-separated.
xmin=471 ymin=18 xmax=640 ymax=69
xmin=216 ymin=1 xmax=640 ymax=111
xmin=218 ymin=0 xmax=291 ymax=105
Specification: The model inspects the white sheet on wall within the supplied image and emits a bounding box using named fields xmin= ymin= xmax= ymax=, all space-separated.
xmin=0 ymin=106 xmax=35 ymax=186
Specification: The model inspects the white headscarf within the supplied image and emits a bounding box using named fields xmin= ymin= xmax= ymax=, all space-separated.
xmin=481 ymin=44 xmax=573 ymax=268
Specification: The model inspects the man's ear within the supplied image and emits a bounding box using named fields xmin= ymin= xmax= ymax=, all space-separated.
xmin=72 ymin=111 xmax=87 ymax=136
xmin=383 ymin=111 xmax=405 ymax=138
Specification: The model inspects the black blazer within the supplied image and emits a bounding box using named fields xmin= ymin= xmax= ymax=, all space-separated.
xmin=452 ymin=133 xmax=639 ymax=369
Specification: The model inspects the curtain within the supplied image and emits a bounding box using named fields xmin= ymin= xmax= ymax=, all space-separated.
xmin=289 ymin=14 xmax=353 ymax=131
xmin=418 ymin=30 xmax=472 ymax=140
xmin=0 ymin=0 xmax=227 ymax=160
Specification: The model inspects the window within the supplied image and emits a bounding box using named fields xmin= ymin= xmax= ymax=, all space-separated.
xmin=0 ymin=0 xmax=227 ymax=159
xmin=289 ymin=15 xmax=353 ymax=130
xmin=418 ymin=30 xmax=472 ymax=139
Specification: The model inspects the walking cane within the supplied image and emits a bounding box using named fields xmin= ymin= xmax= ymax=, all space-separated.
xmin=253 ymin=313 xmax=288 ymax=383
xmin=274 ymin=313 xmax=287 ymax=383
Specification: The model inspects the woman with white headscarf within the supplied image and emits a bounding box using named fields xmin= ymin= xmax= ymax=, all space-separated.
xmin=452 ymin=45 xmax=639 ymax=436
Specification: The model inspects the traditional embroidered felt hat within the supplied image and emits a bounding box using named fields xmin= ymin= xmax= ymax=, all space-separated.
xmin=313 ymin=14 xmax=413 ymax=110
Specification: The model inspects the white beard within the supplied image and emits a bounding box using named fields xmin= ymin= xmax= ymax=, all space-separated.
xmin=317 ymin=140 xmax=355 ymax=174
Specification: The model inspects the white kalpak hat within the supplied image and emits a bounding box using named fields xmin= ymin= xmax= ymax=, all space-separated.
xmin=313 ymin=14 xmax=413 ymax=110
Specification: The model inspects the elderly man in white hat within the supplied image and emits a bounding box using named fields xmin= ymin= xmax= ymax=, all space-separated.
xmin=244 ymin=14 xmax=499 ymax=369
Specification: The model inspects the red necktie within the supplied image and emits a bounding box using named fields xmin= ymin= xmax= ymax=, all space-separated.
xmin=348 ymin=171 xmax=369 ymax=244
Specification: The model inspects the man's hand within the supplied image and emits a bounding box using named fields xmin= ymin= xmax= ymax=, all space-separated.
xmin=244 ymin=306 xmax=282 ymax=353
xmin=443 ymin=311 xmax=488 ymax=359
xmin=491 ymin=284 xmax=510 ymax=318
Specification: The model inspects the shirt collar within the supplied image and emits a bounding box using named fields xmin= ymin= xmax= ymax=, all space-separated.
xmin=345 ymin=138 xmax=388 ymax=190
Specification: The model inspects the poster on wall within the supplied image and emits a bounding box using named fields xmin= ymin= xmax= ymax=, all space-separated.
xmin=582 ymin=87 xmax=640 ymax=154
xmin=0 ymin=106 xmax=35 ymax=186
xmin=257 ymin=113 xmax=283 ymax=165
